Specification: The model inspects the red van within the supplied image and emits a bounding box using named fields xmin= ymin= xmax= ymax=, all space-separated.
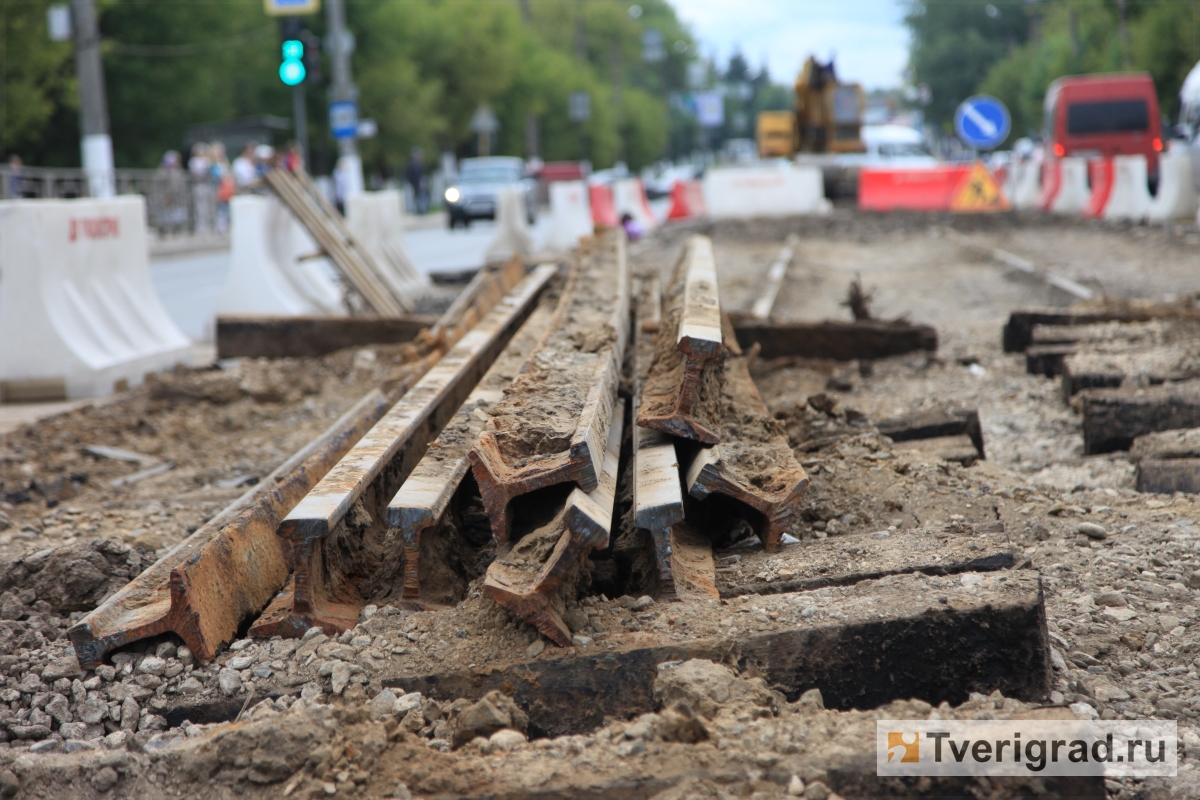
xmin=1043 ymin=72 xmax=1162 ymax=177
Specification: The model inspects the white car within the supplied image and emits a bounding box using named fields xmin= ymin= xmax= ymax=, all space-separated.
xmin=836 ymin=124 xmax=939 ymax=169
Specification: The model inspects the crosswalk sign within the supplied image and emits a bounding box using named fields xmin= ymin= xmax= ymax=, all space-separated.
xmin=950 ymin=161 xmax=1010 ymax=213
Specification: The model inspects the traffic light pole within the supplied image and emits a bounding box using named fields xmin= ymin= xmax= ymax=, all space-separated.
xmin=293 ymin=84 xmax=309 ymax=166
xmin=326 ymin=0 xmax=363 ymax=196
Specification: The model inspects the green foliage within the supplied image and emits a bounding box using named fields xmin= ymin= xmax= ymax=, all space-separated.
xmin=905 ymin=0 xmax=1032 ymax=131
xmin=0 ymin=0 xmax=78 ymax=165
xmin=3 ymin=0 xmax=697 ymax=172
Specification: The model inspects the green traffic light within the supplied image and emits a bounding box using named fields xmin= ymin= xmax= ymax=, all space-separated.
xmin=279 ymin=59 xmax=306 ymax=86
xmin=282 ymin=39 xmax=304 ymax=61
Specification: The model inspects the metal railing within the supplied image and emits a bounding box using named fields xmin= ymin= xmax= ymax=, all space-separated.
xmin=0 ymin=164 xmax=226 ymax=238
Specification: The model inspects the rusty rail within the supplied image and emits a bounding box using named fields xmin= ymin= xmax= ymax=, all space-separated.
xmin=749 ymin=234 xmax=798 ymax=320
xmin=482 ymin=400 xmax=625 ymax=646
xmin=469 ymin=230 xmax=630 ymax=544
xmin=250 ymin=265 xmax=557 ymax=638
xmin=67 ymin=389 xmax=399 ymax=667
xmin=683 ymin=320 xmax=810 ymax=553
xmin=636 ymin=236 xmax=724 ymax=445
xmin=384 ymin=302 xmax=556 ymax=603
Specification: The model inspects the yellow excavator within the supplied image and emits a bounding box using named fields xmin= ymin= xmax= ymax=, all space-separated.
xmin=757 ymin=56 xmax=866 ymax=158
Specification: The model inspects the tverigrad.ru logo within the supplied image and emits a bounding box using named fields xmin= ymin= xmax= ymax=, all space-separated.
xmin=877 ymin=720 xmax=1177 ymax=777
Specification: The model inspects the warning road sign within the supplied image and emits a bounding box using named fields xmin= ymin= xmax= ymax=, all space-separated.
xmin=950 ymin=162 xmax=1010 ymax=213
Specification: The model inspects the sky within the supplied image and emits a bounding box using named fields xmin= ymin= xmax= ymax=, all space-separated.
xmin=669 ymin=0 xmax=910 ymax=90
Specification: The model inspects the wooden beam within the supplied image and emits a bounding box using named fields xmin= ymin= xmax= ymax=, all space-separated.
xmin=733 ymin=318 xmax=937 ymax=361
xmin=215 ymin=314 xmax=436 ymax=359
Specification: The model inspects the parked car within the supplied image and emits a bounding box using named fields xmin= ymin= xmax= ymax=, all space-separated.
xmin=1043 ymin=72 xmax=1162 ymax=180
xmin=443 ymin=157 xmax=536 ymax=228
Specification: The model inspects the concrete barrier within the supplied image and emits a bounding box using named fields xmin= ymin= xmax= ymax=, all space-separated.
xmin=346 ymin=190 xmax=429 ymax=295
xmin=545 ymin=180 xmax=593 ymax=251
xmin=1148 ymin=149 xmax=1197 ymax=223
xmin=1049 ymin=157 xmax=1090 ymax=215
xmin=0 ymin=195 xmax=192 ymax=399
xmin=485 ymin=188 xmax=534 ymax=262
xmin=613 ymin=178 xmax=658 ymax=230
xmin=1038 ymin=159 xmax=1061 ymax=210
xmin=667 ymin=180 xmax=707 ymax=220
xmin=1009 ymin=160 xmax=1042 ymax=210
xmin=217 ymin=195 xmax=345 ymax=318
xmin=704 ymin=165 xmax=831 ymax=219
xmin=590 ymin=184 xmax=618 ymax=227
xmin=1103 ymin=154 xmax=1153 ymax=222
xmin=1082 ymin=158 xmax=1114 ymax=218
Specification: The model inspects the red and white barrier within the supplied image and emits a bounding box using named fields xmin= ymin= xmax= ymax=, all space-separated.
xmin=1082 ymin=158 xmax=1114 ymax=218
xmin=589 ymin=184 xmax=618 ymax=227
xmin=1049 ymin=157 xmax=1090 ymax=215
xmin=613 ymin=178 xmax=658 ymax=231
xmin=1038 ymin=159 xmax=1062 ymax=210
xmin=859 ymin=165 xmax=969 ymax=211
xmin=704 ymin=165 xmax=830 ymax=219
xmin=1008 ymin=160 xmax=1042 ymax=210
xmin=218 ymin=195 xmax=345 ymax=319
xmin=1102 ymin=155 xmax=1153 ymax=222
xmin=546 ymin=180 xmax=593 ymax=251
xmin=0 ymin=196 xmax=192 ymax=399
xmin=667 ymin=180 xmax=707 ymax=220
xmin=1148 ymin=149 xmax=1198 ymax=223
xmin=346 ymin=190 xmax=429 ymax=296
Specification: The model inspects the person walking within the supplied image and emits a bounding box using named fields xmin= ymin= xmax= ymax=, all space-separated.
xmin=153 ymin=151 xmax=189 ymax=237
xmin=406 ymin=147 xmax=428 ymax=214
xmin=188 ymin=142 xmax=216 ymax=234
xmin=210 ymin=142 xmax=234 ymax=233
xmin=232 ymin=141 xmax=259 ymax=191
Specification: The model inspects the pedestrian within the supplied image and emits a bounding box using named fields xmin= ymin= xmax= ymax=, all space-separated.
xmin=153 ymin=151 xmax=189 ymax=237
xmin=188 ymin=142 xmax=216 ymax=234
xmin=406 ymin=147 xmax=428 ymax=214
xmin=6 ymin=155 xmax=24 ymax=199
xmin=254 ymin=144 xmax=276 ymax=181
xmin=232 ymin=141 xmax=259 ymax=191
xmin=281 ymin=140 xmax=304 ymax=173
xmin=210 ymin=142 xmax=234 ymax=233
xmin=620 ymin=212 xmax=643 ymax=242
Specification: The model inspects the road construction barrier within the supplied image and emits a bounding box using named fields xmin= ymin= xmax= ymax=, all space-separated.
xmin=613 ymin=178 xmax=658 ymax=230
xmin=1008 ymin=160 xmax=1042 ymax=210
xmin=1049 ymin=157 xmax=1089 ymax=215
xmin=858 ymin=164 xmax=1008 ymax=212
xmin=589 ymin=184 xmax=618 ymax=227
xmin=1103 ymin=154 xmax=1153 ymax=222
xmin=485 ymin=188 xmax=534 ymax=262
xmin=1083 ymin=158 xmax=1114 ymax=218
xmin=346 ymin=190 xmax=430 ymax=297
xmin=545 ymin=180 xmax=593 ymax=251
xmin=0 ymin=195 xmax=192 ymax=399
xmin=1148 ymin=149 xmax=1197 ymax=223
xmin=667 ymin=180 xmax=707 ymax=220
xmin=705 ymin=165 xmax=830 ymax=219
xmin=1038 ymin=159 xmax=1062 ymax=210
xmin=217 ymin=194 xmax=345 ymax=319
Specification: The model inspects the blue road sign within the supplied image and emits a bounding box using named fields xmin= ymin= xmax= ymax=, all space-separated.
xmin=954 ymin=95 xmax=1011 ymax=150
xmin=329 ymin=100 xmax=358 ymax=140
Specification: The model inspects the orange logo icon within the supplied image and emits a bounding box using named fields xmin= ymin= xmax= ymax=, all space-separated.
xmin=887 ymin=732 xmax=919 ymax=763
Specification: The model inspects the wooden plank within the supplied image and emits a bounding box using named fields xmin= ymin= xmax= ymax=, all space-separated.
xmin=482 ymin=400 xmax=625 ymax=646
xmin=249 ymin=266 xmax=556 ymax=638
xmin=1082 ymin=380 xmax=1200 ymax=454
xmin=749 ymin=233 xmax=797 ymax=320
xmin=876 ymin=407 xmax=984 ymax=458
xmin=470 ymin=230 xmax=630 ymax=544
xmin=1061 ymin=345 xmax=1200 ymax=400
xmin=1138 ymin=459 xmax=1200 ymax=494
xmin=733 ymin=318 xmax=937 ymax=361
xmin=384 ymin=301 xmax=555 ymax=602
xmin=1003 ymin=309 xmax=1158 ymax=353
xmin=892 ymin=434 xmax=981 ymax=466
xmin=1132 ymin=427 xmax=1200 ymax=460
xmin=637 ymin=235 xmax=725 ymax=444
xmin=266 ymin=168 xmax=411 ymax=316
xmin=215 ymin=314 xmax=435 ymax=359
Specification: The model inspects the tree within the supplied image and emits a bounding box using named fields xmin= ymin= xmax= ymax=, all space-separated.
xmin=905 ymin=0 xmax=1032 ymax=131
xmin=1 ymin=0 xmax=77 ymax=165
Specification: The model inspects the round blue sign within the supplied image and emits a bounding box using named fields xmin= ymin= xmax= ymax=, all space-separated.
xmin=954 ymin=95 xmax=1011 ymax=150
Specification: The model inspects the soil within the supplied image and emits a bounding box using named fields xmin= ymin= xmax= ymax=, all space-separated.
xmin=5 ymin=211 xmax=1200 ymax=798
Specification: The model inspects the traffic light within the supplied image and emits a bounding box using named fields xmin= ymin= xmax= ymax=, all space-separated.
xmin=279 ymin=38 xmax=306 ymax=86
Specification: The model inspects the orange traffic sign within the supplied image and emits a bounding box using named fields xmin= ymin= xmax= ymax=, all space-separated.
xmin=950 ymin=161 xmax=1011 ymax=213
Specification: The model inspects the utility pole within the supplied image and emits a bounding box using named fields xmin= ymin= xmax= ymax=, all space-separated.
xmin=326 ymin=0 xmax=363 ymax=196
xmin=71 ymin=0 xmax=114 ymax=197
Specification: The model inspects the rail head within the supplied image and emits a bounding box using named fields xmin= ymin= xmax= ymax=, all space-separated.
xmin=633 ymin=426 xmax=684 ymax=532
xmin=564 ymin=399 xmax=626 ymax=549
xmin=279 ymin=264 xmax=557 ymax=545
xmin=676 ymin=236 xmax=723 ymax=359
